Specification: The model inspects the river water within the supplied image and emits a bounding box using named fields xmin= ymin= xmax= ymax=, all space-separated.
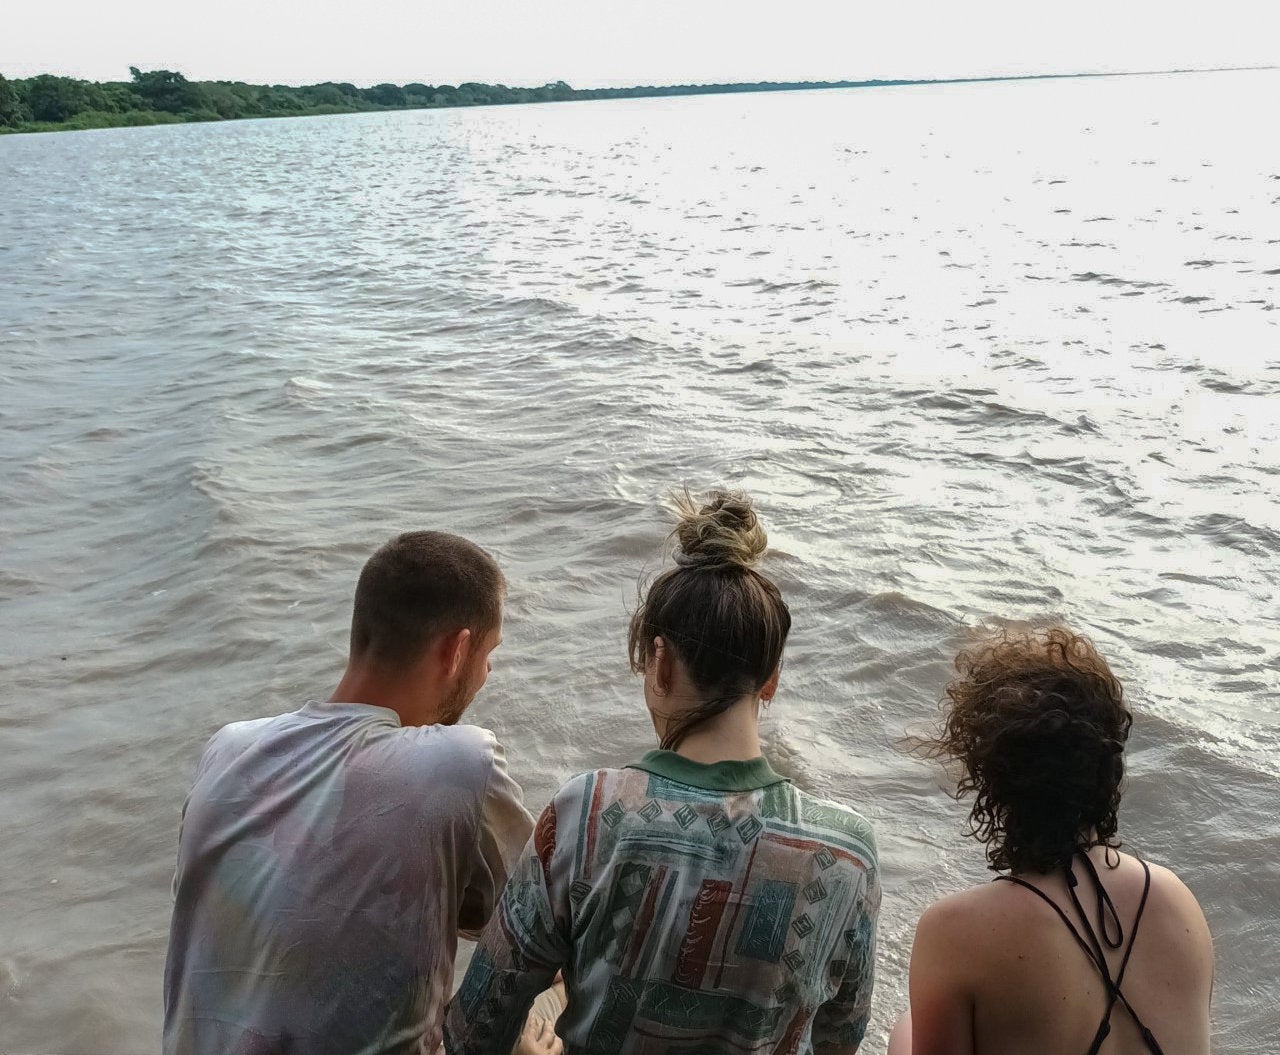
xmin=1 ymin=69 xmax=1278 ymax=1053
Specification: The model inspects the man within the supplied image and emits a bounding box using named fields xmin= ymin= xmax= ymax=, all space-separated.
xmin=164 ymin=531 xmax=536 ymax=1054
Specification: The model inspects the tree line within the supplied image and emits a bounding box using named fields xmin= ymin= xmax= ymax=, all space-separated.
xmin=0 ymin=67 xmax=952 ymax=134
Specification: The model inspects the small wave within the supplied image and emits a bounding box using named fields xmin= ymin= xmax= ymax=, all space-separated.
xmin=1063 ymin=414 xmax=1100 ymax=434
xmin=975 ymin=580 xmax=1066 ymax=606
xmin=0 ymin=568 xmax=45 ymax=595
xmin=79 ymin=426 xmax=133 ymax=441
xmin=1199 ymin=376 xmax=1277 ymax=395
xmin=284 ymin=376 xmax=333 ymax=400
xmin=913 ymin=392 xmax=1067 ymax=432
xmin=479 ymin=294 xmax=576 ymax=319
xmin=1190 ymin=513 xmax=1280 ymax=557
xmin=848 ymin=591 xmax=963 ymax=651
xmin=1133 ymin=639 xmax=1206 ymax=660
xmin=715 ymin=358 xmax=777 ymax=375
xmin=1071 ymin=272 xmax=1166 ymax=289
xmin=724 ymin=277 xmax=835 ymax=293
xmin=1159 ymin=571 xmax=1228 ymax=588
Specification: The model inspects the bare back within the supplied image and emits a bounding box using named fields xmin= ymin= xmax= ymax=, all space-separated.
xmin=904 ymin=847 xmax=1213 ymax=1055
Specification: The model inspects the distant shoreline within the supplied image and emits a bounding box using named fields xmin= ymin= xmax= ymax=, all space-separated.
xmin=1 ymin=64 xmax=1273 ymax=137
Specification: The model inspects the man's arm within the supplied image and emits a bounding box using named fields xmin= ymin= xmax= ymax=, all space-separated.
xmin=458 ymin=735 xmax=535 ymax=940
xmin=170 ymin=730 xmax=227 ymax=901
xmin=812 ymin=864 xmax=882 ymax=1055
xmin=445 ymin=779 xmax=582 ymax=1055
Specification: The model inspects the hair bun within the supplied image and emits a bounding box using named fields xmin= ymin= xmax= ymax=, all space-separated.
xmin=669 ymin=488 xmax=768 ymax=571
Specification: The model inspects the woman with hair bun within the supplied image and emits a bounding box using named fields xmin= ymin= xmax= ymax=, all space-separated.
xmin=891 ymin=628 xmax=1214 ymax=1055
xmin=446 ymin=489 xmax=881 ymax=1055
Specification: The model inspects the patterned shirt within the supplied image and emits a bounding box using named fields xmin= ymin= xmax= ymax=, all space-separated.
xmin=445 ymin=750 xmax=880 ymax=1055
xmin=164 ymin=701 xmax=533 ymax=1055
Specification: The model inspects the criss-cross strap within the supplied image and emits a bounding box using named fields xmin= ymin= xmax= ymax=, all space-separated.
xmin=993 ymin=852 xmax=1165 ymax=1055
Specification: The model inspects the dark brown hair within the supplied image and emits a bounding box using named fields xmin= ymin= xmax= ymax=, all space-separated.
xmin=920 ymin=626 xmax=1132 ymax=874
xmin=350 ymin=531 xmax=504 ymax=670
xmin=628 ymin=489 xmax=791 ymax=750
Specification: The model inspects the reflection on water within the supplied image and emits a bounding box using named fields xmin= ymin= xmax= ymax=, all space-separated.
xmin=1 ymin=69 xmax=1278 ymax=1053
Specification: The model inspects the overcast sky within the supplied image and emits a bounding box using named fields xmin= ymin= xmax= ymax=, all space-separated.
xmin=5 ymin=0 xmax=1279 ymax=87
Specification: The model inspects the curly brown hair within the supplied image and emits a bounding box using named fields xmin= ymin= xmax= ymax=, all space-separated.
xmin=921 ymin=626 xmax=1133 ymax=874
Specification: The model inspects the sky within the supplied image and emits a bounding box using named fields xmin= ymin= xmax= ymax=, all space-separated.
xmin=4 ymin=0 xmax=1279 ymax=88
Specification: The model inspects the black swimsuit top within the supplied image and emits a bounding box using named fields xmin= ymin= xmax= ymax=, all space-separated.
xmin=994 ymin=852 xmax=1165 ymax=1055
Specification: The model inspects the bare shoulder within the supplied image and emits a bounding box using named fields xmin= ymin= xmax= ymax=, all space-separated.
xmin=1107 ymin=853 xmax=1212 ymax=938
xmin=917 ymin=875 xmax=1080 ymax=952
xmin=910 ymin=884 xmax=1013 ymax=994
xmin=1141 ymin=858 xmax=1215 ymax=962
xmin=925 ymin=877 xmax=1032 ymax=919
xmin=915 ymin=884 xmax=1006 ymax=945
xmin=1145 ymin=858 xmax=1207 ymax=915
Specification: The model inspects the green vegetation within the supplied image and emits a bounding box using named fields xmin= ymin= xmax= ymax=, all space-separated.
xmin=0 ymin=69 xmax=592 ymax=133
xmin=0 ymin=66 xmax=1258 ymax=135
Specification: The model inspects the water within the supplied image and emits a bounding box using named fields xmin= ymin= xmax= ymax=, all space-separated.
xmin=2 ymin=69 xmax=1278 ymax=1053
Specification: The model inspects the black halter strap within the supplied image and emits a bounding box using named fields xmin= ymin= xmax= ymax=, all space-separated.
xmin=994 ymin=853 xmax=1164 ymax=1055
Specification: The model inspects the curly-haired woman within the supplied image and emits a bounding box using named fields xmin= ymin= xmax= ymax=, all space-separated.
xmin=891 ymin=628 xmax=1213 ymax=1055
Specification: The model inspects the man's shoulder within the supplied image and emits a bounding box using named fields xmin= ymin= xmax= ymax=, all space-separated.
xmin=393 ymin=721 xmax=496 ymax=754
xmin=209 ymin=713 xmax=279 ymax=745
xmin=199 ymin=713 xmax=285 ymax=765
xmin=369 ymin=723 xmax=500 ymax=788
xmin=205 ymin=711 xmax=499 ymax=777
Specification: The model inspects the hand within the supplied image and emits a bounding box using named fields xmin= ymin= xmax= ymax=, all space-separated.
xmin=514 ymin=1015 xmax=563 ymax=1055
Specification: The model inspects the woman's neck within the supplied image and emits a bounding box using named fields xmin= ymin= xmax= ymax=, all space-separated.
xmin=671 ymin=697 xmax=763 ymax=764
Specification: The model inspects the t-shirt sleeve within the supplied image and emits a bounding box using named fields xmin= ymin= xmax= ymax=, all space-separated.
xmin=444 ymin=774 xmax=583 ymax=1055
xmin=811 ymin=844 xmax=881 ymax=1054
xmin=171 ymin=728 xmax=230 ymax=902
xmin=457 ymin=734 xmax=535 ymax=939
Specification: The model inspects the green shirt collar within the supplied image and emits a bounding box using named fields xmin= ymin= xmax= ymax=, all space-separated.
xmin=626 ymin=749 xmax=789 ymax=792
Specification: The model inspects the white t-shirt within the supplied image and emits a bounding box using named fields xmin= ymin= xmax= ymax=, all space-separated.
xmin=163 ymin=700 xmax=533 ymax=1055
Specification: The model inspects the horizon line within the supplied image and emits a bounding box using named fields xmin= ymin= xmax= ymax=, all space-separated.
xmin=5 ymin=62 xmax=1277 ymax=92
xmin=580 ymin=62 xmax=1279 ymax=91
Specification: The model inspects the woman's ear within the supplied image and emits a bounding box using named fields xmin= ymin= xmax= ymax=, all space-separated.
xmin=651 ymin=636 xmax=670 ymax=696
xmin=760 ymin=667 xmax=780 ymax=703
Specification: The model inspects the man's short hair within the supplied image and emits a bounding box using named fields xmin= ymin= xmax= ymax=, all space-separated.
xmin=349 ymin=531 xmax=504 ymax=669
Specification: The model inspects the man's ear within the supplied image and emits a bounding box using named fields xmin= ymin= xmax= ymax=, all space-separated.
xmin=442 ymin=628 xmax=472 ymax=679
